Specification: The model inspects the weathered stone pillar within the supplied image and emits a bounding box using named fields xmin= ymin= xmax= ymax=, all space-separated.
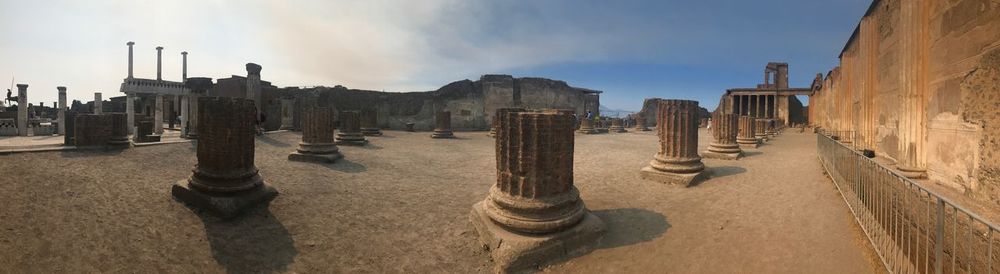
xmin=94 ymin=92 xmax=102 ymax=114
xmin=181 ymin=51 xmax=188 ymax=82
xmin=246 ymin=63 xmax=262 ymax=122
xmin=184 ymin=77 xmax=213 ymax=139
xmin=576 ymin=116 xmax=597 ymax=134
xmin=634 ymin=115 xmax=650 ymax=131
xmin=16 ymin=84 xmax=27 ymax=136
xmin=279 ymin=99 xmax=294 ymax=130
xmin=108 ymin=113 xmax=130 ymax=147
xmin=126 ymin=93 xmax=135 ymax=136
xmin=755 ymin=119 xmax=768 ymax=142
xmin=640 ymin=99 xmax=705 ymax=186
xmin=765 ymin=119 xmax=776 ymax=137
xmin=127 ymin=41 xmax=135 ymax=79
xmin=335 ymin=111 xmax=367 ymax=145
xmin=154 ymin=94 xmax=164 ymax=135
xmin=179 ymin=95 xmax=188 ymax=136
xmin=703 ymin=112 xmax=742 ymax=160
xmin=289 ymin=105 xmax=343 ymax=163
xmin=737 ymin=116 xmax=758 ymax=150
xmin=155 ymin=46 xmax=163 ymax=81
xmin=609 ymin=118 xmax=627 ymax=133
xmin=360 ymin=108 xmax=382 ymax=136
xmin=897 ymin=0 xmax=928 ymax=179
xmin=57 ymin=87 xmax=66 ymax=135
xmin=172 ymin=97 xmax=277 ymax=219
xmin=469 ymin=109 xmax=605 ymax=273
xmin=432 ymin=111 xmax=455 ymax=138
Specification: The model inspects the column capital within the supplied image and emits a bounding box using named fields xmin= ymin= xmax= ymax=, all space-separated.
xmin=181 ymin=51 xmax=188 ymax=55
xmin=57 ymin=86 xmax=66 ymax=93
xmin=127 ymin=41 xmax=135 ymax=46
xmin=156 ymin=46 xmax=164 ymax=51
xmin=16 ymin=84 xmax=27 ymax=90
xmin=246 ymin=63 xmax=262 ymax=75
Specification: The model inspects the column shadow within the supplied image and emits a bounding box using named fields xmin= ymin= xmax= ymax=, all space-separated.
xmin=741 ymin=151 xmax=763 ymax=158
xmin=256 ymin=135 xmax=291 ymax=147
xmin=591 ymin=208 xmax=670 ymax=249
xmin=195 ymin=204 xmax=298 ymax=274
xmin=321 ymin=158 xmax=367 ymax=173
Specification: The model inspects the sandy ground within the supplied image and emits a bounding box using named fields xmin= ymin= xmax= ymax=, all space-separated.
xmin=0 ymin=129 xmax=879 ymax=273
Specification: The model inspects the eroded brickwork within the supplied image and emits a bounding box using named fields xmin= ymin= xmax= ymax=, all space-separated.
xmin=190 ymin=97 xmax=261 ymax=193
xmin=74 ymin=114 xmax=113 ymax=147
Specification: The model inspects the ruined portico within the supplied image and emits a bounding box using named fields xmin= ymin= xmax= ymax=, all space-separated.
xmin=717 ymin=63 xmax=810 ymax=127
xmin=119 ymin=42 xmax=191 ymax=139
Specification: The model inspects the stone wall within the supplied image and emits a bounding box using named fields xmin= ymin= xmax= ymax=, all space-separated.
xmin=809 ymin=0 xmax=1000 ymax=204
xmin=637 ymin=98 xmax=710 ymax=128
xmin=74 ymin=114 xmax=113 ymax=147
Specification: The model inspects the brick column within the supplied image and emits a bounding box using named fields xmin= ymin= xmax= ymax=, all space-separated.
xmin=93 ymin=92 xmax=102 ymax=114
xmin=737 ymin=116 xmax=758 ymax=149
xmin=755 ymin=119 xmax=768 ymax=142
xmin=469 ymin=109 xmax=605 ymax=273
xmin=640 ymin=99 xmax=705 ymax=186
xmin=431 ymin=111 xmax=455 ymax=138
xmin=16 ymin=84 xmax=27 ymax=136
xmin=703 ymin=112 xmax=742 ymax=160
xmin=289 ymin=105 xmax=343 ymax=163
xmin=172 ymin=97 xmax=277 ymax=219
xmin=126 ymin=93 xmax=135 ymax=136
xmin=609 ymin=118 xmax=627 ymax=133
xmin=154 ymin=94 xmax=164 ymax=134
xmin=108 ymin=113 xmax=130 ymax=147
xmin=360 ymin=108 xmax=382 ymax=136
xmin=634 ymin=115 xmax=650 ymax=131
xmin=57 ymin=87 xmax=66 ymax=135
xmin=335 ymin=111 xmax=367 ymax=145
xmin=184 ymin=77 xmax=213 ymax=139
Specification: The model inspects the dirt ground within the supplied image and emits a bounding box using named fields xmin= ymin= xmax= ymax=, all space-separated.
xmin=0 ymin=129 xmax=880 ymax=273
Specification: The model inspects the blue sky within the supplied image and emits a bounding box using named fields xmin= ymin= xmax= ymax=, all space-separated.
xmin=0 ymin=0 xmax=870 ymax=111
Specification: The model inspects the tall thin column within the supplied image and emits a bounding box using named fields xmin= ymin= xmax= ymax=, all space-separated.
xmin=703 ymin=112 xmax=742 ymax=159
xmin=16 ymin=84 xmax=28 ymax=136
xmin=156 ymin=46 xmax=163 ymax=81
xmin=289 ymin=104 xmax=343 ymax=163
xmin=126 ymin=93 xmax=135 ymax=135
xmin=469 ymin=109 xmax=605 ymax=273
xmin=897 ymin=0 xmax=928 ymax=178
xmin=246 ymin=63 xmax=262 ymax=122
xmin=126 ymin=42 xmax=135 ymax=79
xmin=57 ymin=87 xmax=66 ymax=135
xmin=154 ymin=94 xmax=164 ymax=134
xmin=431 ymin=111 xmax=455 ymax=138
xmin=640 ymin=99 xmax=705 ymax=186
xmin=737 ymin=115 xmax=758 ymax=149
xmin=184 ymin=77 xmax=212 ymax=139
xmin=179 ymin=95 xmax=188 ymax=136
xmin=94 ymin=92 xmax=102 ymax=114
xmin=171 ymin=96 xmax=278 ymax=219
xmin=181 ymin=51 xmax=188 ymax=82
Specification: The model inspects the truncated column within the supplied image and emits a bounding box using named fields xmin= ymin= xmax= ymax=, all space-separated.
xmin=702 ymin=112 xmax=741 ymax=160
xmin=576 ymin=116 xmax=597 ymax=134
xmin=634 ymin=115 xmax=650 ymax=131
xmin=737 ymin=115 xmax=759 ymax=149
xmin=640 ymin=99 xmax=705 ymax=186
xmin=289 ymin=105 xmax=343 ymax=163
xmin=755 ymin=119 xmax=768 ymax=142
xmin=335 ymin=111 xmax=367 ymax=146
xmin=360 ymin=108 xmax=382 ymax=136
xmin=469 ymin=109 xmax=605 ymax=273
xmin=431 ymin=111 xmax=455 ymax=138
xmin=172 ymin=97 xmax=277 ymax=219
xmin=609 ymin=118 xmax=627 ymax=133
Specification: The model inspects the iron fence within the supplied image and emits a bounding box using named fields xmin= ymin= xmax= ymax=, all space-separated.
xmin=817 ymin=132 xmax=1000 ymax=274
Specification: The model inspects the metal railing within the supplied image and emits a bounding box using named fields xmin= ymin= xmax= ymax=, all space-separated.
xmin=817 ymin=131 xmax=1000 ymax=274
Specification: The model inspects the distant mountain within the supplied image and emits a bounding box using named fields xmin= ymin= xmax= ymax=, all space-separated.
xmin=599 ymin=105 xmax=637 ymax=117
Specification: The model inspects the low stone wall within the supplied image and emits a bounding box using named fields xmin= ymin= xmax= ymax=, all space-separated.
xmin=73 ymin=114 xmax=114 ymax=147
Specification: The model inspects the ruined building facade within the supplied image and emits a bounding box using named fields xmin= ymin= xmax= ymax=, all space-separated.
xmin=808 ymin=0 xmax=1000 ymax=204
xmin=716 ymin=62 xmax=810 ymax=126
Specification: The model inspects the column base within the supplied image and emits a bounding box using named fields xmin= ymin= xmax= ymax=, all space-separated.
xmin=634 ymin=127 xmax=651 ymax=132
xmin=469 ymin=201 xmax=606 ymax=274
xmin=288 ymin=151 xmax=343 ymax=163
xmin=576 ymin=128 xmax=598 ymax=134
xmin=107 ymin=137 xmax=131 ymax=148
xmin=335 ymin=134 xmax=368 ymax=146
xmin=596 ymin=128 xmax=609 ymax=134
xmin=609 ymin=126 xmax=627 ymax=133
xmin=361 ymin=128 xmax=382 ymax=136
xmin=896 ymin=166 xmax=927 ymax=179
xmin=640 ymin=166 xmax=703 ymax=187
xmin=701 ymin=150 xmax=742 ymax=160
xmin=171 ymin=180 xmax=278 ymax=219
xmin=431 ymin=130 xmax=455 ymax=139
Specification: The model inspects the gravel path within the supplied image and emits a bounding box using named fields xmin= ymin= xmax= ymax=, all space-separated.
xmin=0 ymin=129 xmax=879 ymax=273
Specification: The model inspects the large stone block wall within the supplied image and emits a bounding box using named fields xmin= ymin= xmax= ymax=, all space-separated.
xmin=74 ymin=114 xmax=113 ymax=147
xmin=809 ymin=0 xmax=1000 ymax=203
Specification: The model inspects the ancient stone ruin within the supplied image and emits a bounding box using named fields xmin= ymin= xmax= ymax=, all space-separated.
xmin=469 ymin=108 xmax=605 ymax=273
xmin=703 ymin=112 xmax=742 ymax=160
xmin=360 ymin=109 xmax=382 ymax=136
xmin=576 ymin=117 xmax=597 ymax=134
xmin=737 ymin=115 xmax=759 ymax=149
xmin=335 ymin=111 xmax=367 ymax=146
xmin=640 ymin=99 xmax=705 ymax=186
xmin=609 ymin=118 xmax=627 ymax=133
xmin=289 ymin=105 xmax=343 ymax=163
xmin=172 ymin=97 xmax=277 ymax=219
xmin=634 ymin=115 xmax=650 ymax=131
xmin=108 ymin=113 xmax=130 ymax=147
xmin=754 ymin=119 xmax=768 ymax=143
xmin=431 ymin=111 xmax=455 ymax=139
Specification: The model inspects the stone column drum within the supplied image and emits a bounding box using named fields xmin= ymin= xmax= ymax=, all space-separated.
xmin=289 ymin=106 xmax=343 ymax=163
xmin=755 ymin=119 xmax=768 ymax=142
xmin=469 ymin=109 xmax=605 ymax=273
xmin=57 ymin=87 xmax=66 ymax=135
xmin=576 ymin=117 xmax=597 ymax=134
xmin=172 ymin=97 xmax=278 ymax=219
xmin=634 ymin=115 xmax=650 ymax=131
xmin=108 ymin=113 xmax=131 ymax=147
xmin=737 ymin=115 xmax=759 ymax=149
xmin=335 ymin=111 xmax=367 ymax=145
xmin=609 ymin=118 xmax=627 ymax=133
xmin=431 ymin=111 xmax=455 ymax=138
xmin=17 ymin=84 xmax=27 ymax=136
xmin=184 ymin=77 xmax=213 ymax=139
xmin=360 ymin=109 xmax=382 ymax=136
xmin=640 ymin=99 xmax=705 ymax=186
xmin=765 ymin=119 xmax=776 ymax=138
xmin=702 ymin=112 xmax=742 ymax=160
xmin=490 ymin=108 xmax=523 ymax=138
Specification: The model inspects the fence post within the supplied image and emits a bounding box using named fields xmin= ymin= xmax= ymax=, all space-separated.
xmin=935 ymin=199 xmax=944 ymax=274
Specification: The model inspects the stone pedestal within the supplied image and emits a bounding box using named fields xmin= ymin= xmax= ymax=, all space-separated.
xmin=702 ymin=112 xmax=742 ymax=160
xmin=289 ymin=106 xmax=343 ymax=163
xmin=576 ymin=117 xmax=597 ymax=134
xmin=640 ymin=99 xmax=705 ymax=186
xmin=469 ymin=109 xmax=605 ymax=273
xmin=431 ymin=111 xmax=455 ymax=138
xmin=609 ymin=118 xmax=627 ymax=133
xmin=754 ymin=119 xmax=768 ymax=142
xmin=172 ymin=97 xmax=277 ymax=219
xmin=360 ymin=109 xmax=382 ymax=136
xmin=335 ymin=111 xmax=367 ymax=146
xmin=634 ymin=116 xmax=650 ymax=131
xmin=737 ymin=116 xmax=758 ymax=149
xmin=108 ymin=113 xmax=131 ymax=147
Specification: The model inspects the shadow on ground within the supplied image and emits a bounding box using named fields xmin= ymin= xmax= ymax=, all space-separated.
xmin=742 ymin=151 xmax=763 ymax=158
xmin=197 ymin=204 xmax=297 ymax=274
xmin=706 ymin=166 xmax=746 ymax=179
xmin=257 ymin=135 xmax=291 ymax=147
xmin=591 ymin=208 xmax=670 ymax=249
xmin=322 ymin=158 xmax=367 ymax=173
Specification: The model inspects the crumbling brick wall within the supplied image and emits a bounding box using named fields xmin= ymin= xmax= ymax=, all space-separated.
xmin=74 ymin=114 xmax=113 ymax=147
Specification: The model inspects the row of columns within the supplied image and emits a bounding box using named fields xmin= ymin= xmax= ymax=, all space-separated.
xmin=730 ymin=94 xmax=777 ymax=119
